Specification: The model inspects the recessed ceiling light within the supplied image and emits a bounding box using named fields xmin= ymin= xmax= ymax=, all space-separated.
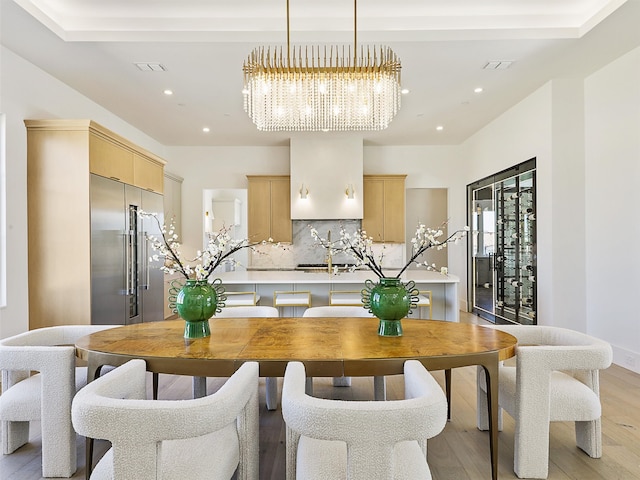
xmin=401 ymin=88 xmax=410 ymax=95
xmin=202 ymin=127 xmax=210 ymax=133
xmin=163 ymin=89 xmax=173 ymax=95
xmin=474 ymin=87 xmax=483 ymax=94
xmin=436 ymin=125 xmax=444 ymax=131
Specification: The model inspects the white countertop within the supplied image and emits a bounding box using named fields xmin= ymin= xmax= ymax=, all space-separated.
xmin=214 ymin=270 xmax=459 ymax=284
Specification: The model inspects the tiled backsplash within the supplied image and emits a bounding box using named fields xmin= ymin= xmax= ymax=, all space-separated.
xmin=249 ymin=219 xmax=404 ymax=270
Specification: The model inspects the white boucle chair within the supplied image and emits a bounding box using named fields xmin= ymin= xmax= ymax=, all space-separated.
xmin=302 ymin=306 xmax=379 ymax=394
xmin=0 ymin=324 xmax=119 ymax=478
xmin=282 ymin=360 xmax=447 ymax=480
xmin=72 ymin=359 xmax=259 ymax=480
xmin=217 ymin=306 xmax=281 ymax=410
xmin=476 ymin=325 xmax=613 ymax=479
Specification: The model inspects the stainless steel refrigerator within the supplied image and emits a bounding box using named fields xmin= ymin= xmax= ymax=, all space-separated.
xmin=90 ymin=174 xmax=165 ymax=325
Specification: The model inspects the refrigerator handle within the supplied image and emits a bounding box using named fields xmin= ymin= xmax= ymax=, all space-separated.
xmin=142 ymin=233 xmax=150 ymax=290
xmin=124 ymin=231 xmax=131 ymax=295
xmin=129 ymin=229 xmax=137 ymax=295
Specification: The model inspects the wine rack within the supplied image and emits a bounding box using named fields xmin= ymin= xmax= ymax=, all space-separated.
xmin=468 ymin=158 xmax=537 ymax=325
xmin=494 ymin=170 xmax=536 ymax=324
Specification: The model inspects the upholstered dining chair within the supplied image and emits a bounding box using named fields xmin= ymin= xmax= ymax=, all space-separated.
xmin=0 ymin=324 xmax=119 ymax=478
xmin=72 ymin=359 xmax=259 ymax=480
xmin=218 ymin=305 xmax=280 ymax=410
xmin=476 ymin=325 xmax=613 ymax=479
xmin=282 ymin=360 xmax=448 ymax=480
xmin=302 ymin=306 xmax=382 ymax=396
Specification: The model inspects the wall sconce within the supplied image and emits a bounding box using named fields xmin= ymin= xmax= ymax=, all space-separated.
xmin=299 ymin=184 xmax=309 ymax=199
xmin=345 ymin=184 xmax=355 ymax=199
xmin=204 ymin=210 xmax=213 ymax=233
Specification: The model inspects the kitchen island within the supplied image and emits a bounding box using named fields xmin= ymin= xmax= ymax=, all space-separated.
xmin=216 ymin=270 xmax=460 ymax=321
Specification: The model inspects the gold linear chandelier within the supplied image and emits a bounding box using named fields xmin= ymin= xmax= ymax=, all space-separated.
xmin=242 ymin=0 xmax=402 ymax=132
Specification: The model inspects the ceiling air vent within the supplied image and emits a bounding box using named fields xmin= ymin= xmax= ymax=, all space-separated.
xmin=134 ymin=63 xmax=167 ymax=72
xmin=483 ymin=61 xmax=513 ymax=70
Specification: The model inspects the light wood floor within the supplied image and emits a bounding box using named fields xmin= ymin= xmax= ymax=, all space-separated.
xmin=2 ymin=312 xmax=640 ymax=480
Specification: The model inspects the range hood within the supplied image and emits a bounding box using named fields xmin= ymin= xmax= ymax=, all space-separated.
xmin=290 ymin=136 xmax=364 ymax=219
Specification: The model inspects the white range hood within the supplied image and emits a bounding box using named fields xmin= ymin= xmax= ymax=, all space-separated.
xmin=290 ymin=136 xmax=364 ymax=220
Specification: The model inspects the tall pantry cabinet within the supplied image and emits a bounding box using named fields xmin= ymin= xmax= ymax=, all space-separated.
xmin=247 ymin=175 xmax=292 ymax=243
xmin=362 ymin=175 xmax=406 ymax=242
xmin=25 ymin=120 xmax=166 ymax=329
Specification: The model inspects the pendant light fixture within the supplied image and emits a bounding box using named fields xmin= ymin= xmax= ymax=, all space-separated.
xmin=242 ymin=0 xmax=402 ymax=132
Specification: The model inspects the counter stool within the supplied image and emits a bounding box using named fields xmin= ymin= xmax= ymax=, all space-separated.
xmin=416 ymin=290 xmax=432 ymax=319
xmin=224 ymin=291 xmax=260 ymax=306
xmin=329 ymin=290 xmax=363 ymax=306
xmin=273 ymin=291 xmax=311 ymax=311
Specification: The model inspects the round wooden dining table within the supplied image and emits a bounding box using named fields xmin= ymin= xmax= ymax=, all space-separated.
xmin=76 ymin=316 xmax=517 ymax=480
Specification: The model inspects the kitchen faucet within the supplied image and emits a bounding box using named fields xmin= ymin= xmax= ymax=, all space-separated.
xmin=326 ymin=230 xmax=333 ymax=274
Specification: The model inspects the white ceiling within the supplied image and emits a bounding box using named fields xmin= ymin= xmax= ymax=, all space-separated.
xmin=2 ymin=0 xmax=639 ymax=147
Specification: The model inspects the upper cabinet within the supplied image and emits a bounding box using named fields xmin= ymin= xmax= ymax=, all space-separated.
xmin=89 ymin=133 xmax=134 ymax=184
xmin=30 ymin=119 xmax=165 ymax=193
xmin=133 ymin=153 xmax=164 ymax=193
xmin=247 ymin=175 xmax=292 ymax=243
xmin=362 ymin=175 xmax=406 ymax=243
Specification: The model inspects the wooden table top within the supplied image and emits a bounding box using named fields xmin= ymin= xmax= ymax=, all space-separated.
xmin=76 ymin=317 xmax=517 ymax=378
xmin=77 ymin=317 xmax=514 ymax=480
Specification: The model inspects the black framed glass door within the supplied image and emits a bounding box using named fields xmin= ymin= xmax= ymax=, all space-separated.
xmin=467 ymin=158 xmax=537 ymax=325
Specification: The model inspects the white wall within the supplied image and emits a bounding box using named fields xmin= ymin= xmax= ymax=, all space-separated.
xmin=549 ymin=79 xmax=587 ymax=332
xmin=458 ymin=85 xmax=553 ymax=319
xmin=0 ymin=46 xmax=170 ymax=338
xmin=585 ymin=45 xmax=640 ymax=372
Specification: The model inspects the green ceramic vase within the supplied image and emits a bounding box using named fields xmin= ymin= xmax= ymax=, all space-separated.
xmin=175 ymin=279 xmax=226 ymax=339
xmin=362 ymin=277 xmax=419 ymax=336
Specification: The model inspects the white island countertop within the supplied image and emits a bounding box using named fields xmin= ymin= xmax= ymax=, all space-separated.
xmin=214 ymin=269 xmax=460 ymax=321
xmin=215 ymin=269 xmax=459 ymax=284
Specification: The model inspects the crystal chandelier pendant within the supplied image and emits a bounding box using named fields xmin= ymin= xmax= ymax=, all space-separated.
xmin=242 ymin=2 xmax=402 ymax=132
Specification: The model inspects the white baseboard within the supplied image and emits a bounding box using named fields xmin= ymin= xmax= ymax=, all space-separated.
xmin=612 ymin=345 xmax=640 ymax=374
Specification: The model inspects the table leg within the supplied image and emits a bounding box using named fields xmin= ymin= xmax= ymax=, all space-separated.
xmin=85 ymin=438 xmax=94 ymax=480
xmin=444 ymin=368 xmax=452 ymax=420
xmin=85 ymin=359 xmax=101 ymax=480
xmin=193 ymin=376 xmax=207 ymax=398
xmin=266 ymin=377 xmax=278 ymax=410
xmin=152 ymin=373 xmax=159 ymax=400
xmin=305 ymin=377 xmax=313 ymax=396
xmin=482 ymin=361 xmax=500 ymax=480
xmin=374 ymin=375 xmax=386 ymax=401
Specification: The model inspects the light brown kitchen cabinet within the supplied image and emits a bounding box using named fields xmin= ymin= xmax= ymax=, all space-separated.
xmin=89 ymin=133 xmax=134 ymax=183
xmin=362 ymin=175 xmax=406 ymax=243
xmin=133 ymin=153 xmax=164 ymax=193
xmin=87 ymin=127 xmax=164 ymax=193
xmin=24 ymin=119 xmax=166 ymax=329
xmin=247 ymin=175 xmax=292 ymax=243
